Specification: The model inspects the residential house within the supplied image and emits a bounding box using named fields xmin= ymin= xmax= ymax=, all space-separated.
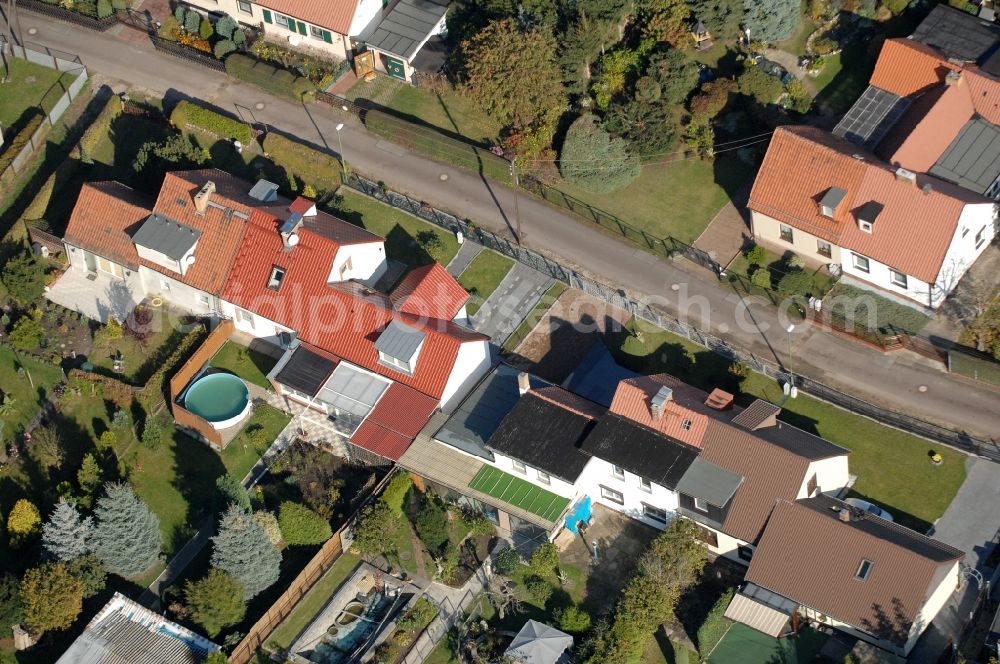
xmin=53 ymin=168 xmax=491 ymax=461
xmin=56 ymin=592 xmax=220 ymax=663
xmin=748 ymin=126 xmax=994 ymax=311
xmin=727 ymin=496 xmax=963 ymax=656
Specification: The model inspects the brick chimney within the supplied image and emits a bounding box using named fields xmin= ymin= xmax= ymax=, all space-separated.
xmin=517 ymin=372 xmax=530 ymax=396
xmin=194 ymin=181 xmax=215 ymax=215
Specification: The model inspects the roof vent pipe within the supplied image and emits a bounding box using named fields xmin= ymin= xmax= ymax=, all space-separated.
xmin=517 ymin=372 xmax=530 ymax=396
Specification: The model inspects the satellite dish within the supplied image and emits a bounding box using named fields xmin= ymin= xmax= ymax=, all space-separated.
xmin=186 ymin=254 xmax=197 ymax=265
xmin=287 ymin=233 xmax=300 ymax=247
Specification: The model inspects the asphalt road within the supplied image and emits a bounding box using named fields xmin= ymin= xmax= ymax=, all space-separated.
xmin=6 ymin=12 xmax=1000 ymax=439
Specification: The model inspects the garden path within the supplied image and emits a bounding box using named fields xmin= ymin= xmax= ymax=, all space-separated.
xmin=446 ymin=240 xmax=483 ymax=278
xmin=471 ymin=264 xmax=554 ymax=345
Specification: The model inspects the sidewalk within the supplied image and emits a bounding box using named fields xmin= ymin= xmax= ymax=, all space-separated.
xmin=8 ymin=12 xmax=1000 ymax=438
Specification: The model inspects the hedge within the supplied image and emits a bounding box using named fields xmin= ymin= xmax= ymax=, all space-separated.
xmin=170 ymin=100 xmax=253 ymax=144
xmin=0 ymin=112 xmax=46 ymax=174
xmin=77 ymin=94 xmax=123 ymax=162
xmin=225 ymin=54 xmax=315 ymax=101
xmin=261 ymin=132 xmax=342 ymax=192
xmin=139 ymin=322 xmax=207 ymax=406
xmin=696 ymin=588 xmax=734 ymax=656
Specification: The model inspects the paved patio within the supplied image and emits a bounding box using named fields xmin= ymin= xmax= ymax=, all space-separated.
xmin=45 ymin=268 xmax=142 ymax=323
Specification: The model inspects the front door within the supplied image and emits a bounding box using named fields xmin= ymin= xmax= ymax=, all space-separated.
xmin=83 ymin=250 xmax=97 ymax=273
xmin=385 ymin=55 xmax=405 ymax=80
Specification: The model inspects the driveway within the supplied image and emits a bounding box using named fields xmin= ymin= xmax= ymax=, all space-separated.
xmin=470 ymin=263 xmax=553 ymax=345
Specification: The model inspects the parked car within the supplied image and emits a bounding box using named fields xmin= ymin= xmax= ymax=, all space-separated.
xmin=845 ymin=497 xmax=894 ymax=522
xmin=697 ymin=63 xmax=716 ymax=84
xmin=754 ymin=57 xmax=794 ymax=85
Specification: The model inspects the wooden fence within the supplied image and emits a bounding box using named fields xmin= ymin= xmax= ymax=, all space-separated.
xmin=228 ymin=470 xmax=396 ymax=663
xmin=168 ymin=319 xmax=233 ymax=448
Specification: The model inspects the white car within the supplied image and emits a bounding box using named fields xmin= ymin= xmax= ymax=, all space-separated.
xmin=845 ymin=498 xmax=894 ymax=522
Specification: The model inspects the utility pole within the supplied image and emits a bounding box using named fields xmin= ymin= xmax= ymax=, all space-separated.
xmin=4 ymin=0 xmax=22 ymax=48
xmin=510 ymin=156 xmax=522 ymax=244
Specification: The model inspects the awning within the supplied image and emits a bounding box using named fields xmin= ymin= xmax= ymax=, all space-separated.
xmin=724 ymin=589 xmax=795 ymax=638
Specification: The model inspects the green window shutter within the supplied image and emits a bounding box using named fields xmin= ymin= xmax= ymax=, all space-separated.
xmin=262 ymin=8 xmax=271 ymax=22
xmin=322 ymin=29 xmax=332 ymax=43
xmin=297 ymin=21 xmax=307 ymax=35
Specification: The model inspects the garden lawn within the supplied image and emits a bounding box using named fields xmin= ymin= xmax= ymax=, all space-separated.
xmin=90 ymin=307 xmax=188 ymax=384
xmin=387 ymin=514 xmax=421 ymax=577
xmin=384 ymin=82 xmax=501 ymax=147
xmin=210 ymin=341 xmax=279 ymax=390
xmin=0 ymin=345 xmax=64 ymax=434
xmin=424 ymin=637 xmax=460 ymax=664
xmin=538 ymin=156 xmax=752 ymax=245
xmin=457 ymin=250 xmax=514 ymax=316
xmin=0 ymin=58 xmax=75 ymax=129
xmin=504 ymin=282 xmax=568 ymax=351
xmin=267 ymin=552 xmax=361 ymax=651
xmin=615 ymin=318 xmax=966 ymax=532
xmin=707 ymin=624 xmax=827 ymax=664
xmin=219 ymin=403 xmax=292 ymax=479
xmin=777 ymin=18 xmax=817 ymax=57
xmin=334 ymin=190 xmax=459 ymax=267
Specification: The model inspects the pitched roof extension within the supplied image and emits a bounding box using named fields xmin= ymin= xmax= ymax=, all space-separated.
xmin=609 ymin=374 xmax=709 ymax=448
xmin=350 ymin=381 xmax=439 ymax=461
xmin=63 ymin=182 xmax=153 ymax=269
xmin=256 ymin=0 xmax=359 ymax=35
xmin=391 ymin=263 xmax=469 ymax=320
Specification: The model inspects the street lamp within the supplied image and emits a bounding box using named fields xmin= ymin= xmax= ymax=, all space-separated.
xmin=784 ymin=323 xmax=798 ymax=399
xmin=335 ymin=123 xmax=347 ymax=179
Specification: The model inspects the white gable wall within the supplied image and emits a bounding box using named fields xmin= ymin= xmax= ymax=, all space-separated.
xmin=327 ymin=242 xmax=388 ymax=285
xmin=439 ymin=340 xmax=492 ymax=413
xmin=932 ymin=202 xmax=996 ymax=307
xmin=797 ymin=455 xmax=850 ymax=499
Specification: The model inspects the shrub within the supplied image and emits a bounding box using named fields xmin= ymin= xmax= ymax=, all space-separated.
xmin=10 ymin=316 xmax=44 ymax=350
xmin=214 ymin=39 xmax=236 ymax=59
xmin=170 ymin=100 xmax=253 ymax=144
xmin=183 ymin=8 xmax=201 ymax=33
xmin=463 ymin=509 xmax=495 ymax=537
xmin=785 ymin=254 xmax=806 ymax=270
xmin=141 ymin=416 xmax=165 ymax=450
xmin=494 ymin=548 xmax=521 ymax=576
xmin=96 ymin=0 xmax=112 ymax=18
xmin=697 ymin=589 xmax=734 ymax=654
xmin=111 ymin=0 xmax=126 ymax=9
xmin=173 ymin=4 xmax=186 ymax=23
xmin=225 ymin=54 xmax=315 ymax=100
xmin=278 ymin=501 xmax=332 ymax=546
xmin=750 ymin=266 xmax=772 ymax=289
xmin=529 ymin=542 xmax=559 ymax=576
xmin=555 ymin=604 xmax=591 ymax=634
xmin=216 ymin=474 xmax=250 ymax=511
xmin=214 ymin=14 xmax=238 ymax=39
xmin=199 ymin=17 xmax=213 ymax=39
xmin=184 ymin=569 xmax=246 ymax=637
xmin=0 ymin=574 xmax=23 ymax=629
xmin=415 ymin=498 xmax=450 ymax=554
xmin=77 ymin=94 xmax=123 ymax=162
xmin=253 ymin=511 xmax=284 ymax=548
xmin=7 ymin=499 xmax=41 ymax=541
xmin=379 ymin=472 xmax=412 ymax=514
xmin=0 ymin=112 xmax=44 ymax=174
xmin=745 ymin=244 xmax=766 ymax=265
xmin=559 ymin=114 xmax=640 ymax=194
xmin=232 ymin=29 xmax=246 ymax=46
xmin=524 ymin=575 xmax=553 ymax=604
xmin=66 ymin=555 xmax=107 ymax=599
xmin=2 ymin=253 xmax=47 ymax=305
xmin=20 ymin=563 xmax=83 ymax=633
xmin=261 ymin=132 xmax=343 ymax=191
xmin=352 ymin=501 xmax=398 ymax=559
xmin=777 ymin=269 xmax=815 ymax=296
xmin=738 ymin=65 xmax=784 ymax=103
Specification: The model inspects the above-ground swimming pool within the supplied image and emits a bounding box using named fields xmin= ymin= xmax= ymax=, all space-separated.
xmin=183 ymin=372 xmax=251 ymax=430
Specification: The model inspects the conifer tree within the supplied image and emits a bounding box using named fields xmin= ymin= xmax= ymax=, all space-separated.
xmin=91 ymin=483 xmax=162 ymax=577
xmin=42 ymin=499 xmax=93 ymax=562
xmin=211 ymin=504 xmax=281 ymax=599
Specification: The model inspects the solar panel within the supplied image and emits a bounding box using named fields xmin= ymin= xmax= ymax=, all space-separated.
xmin=833 ymin=86 xmax=912 ymax=149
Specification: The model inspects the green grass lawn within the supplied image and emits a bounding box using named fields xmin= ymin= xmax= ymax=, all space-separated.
xmin=536 ymin=155 xmax=752 ymax=245
xmin=777 ymin=18 xmax=818 ymax=57
xmin=267 ymin=552 xmax=361 ymax=651
xmin=0 ymin=58 xmax=75 ymax=129
xmin=387 ymin=514 xmax=421 ymax=577
xmin=219 ymin=403 xmax=292 ymax=479
xmin=383 ymin=82 xmax=501 ymax=147
xmin=634 ymin=632 xmax=698 ymax=664
xmin=0 ymin=345 xmax=64 ymax=436
xmin=333 ymin=189 xmax=459 ymax=268
xmin=615 ymin=318 xmax=966 ymax=532
xmin=424 ymin=637 xmax=460 ymax=664
xmin=210 ymin=341 xmax=279 ymax=390
xmin=504 ymin=282 xmax=568 ymax=351
xmin=90 ymin=307 xmax=189 ymax=385
xmin=457 ymin=250 xmax=514 ymax=316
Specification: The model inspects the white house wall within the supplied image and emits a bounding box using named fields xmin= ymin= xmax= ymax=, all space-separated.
xmin=139 ymin=266 xmax=217 ymax=316
xmin=327 ymin=242 xmax=387 ymax=285
xmin=903 ymin=561 xmax=959 ymax=655
xmin=576 ymin=458 xmax=680 ymax=530
xmin=135 ymin=244 xmax=186 ymax=276
xmin=798 ymin=455 xmax=850 ymax=499
xmin=218 ymin=298 xmax=294 ymax=347
xmin=696 ymin=524 xmax=752 ymax=566
xmin=348 ymin=0 xmax=382 ymax=36
xmin=439 ymin=341 xmax=492 ymax=413
xmin=932 ymin=203 xmax=996 ymax=307
xmin=489 ymin=451 xmax=578 ymax=499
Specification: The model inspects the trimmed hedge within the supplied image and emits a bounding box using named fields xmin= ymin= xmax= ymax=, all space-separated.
xmin=225 ymin=54 xmax=315 ymax=100
xmin=0 ymin=112 xmax=46 ymax=175
xmin=170 ymin=100 xmax=253 ymax=144
xmin=696 ymin=588 xmax=734 ymax=656
xmin=77 ymin=94 xmax=123 ymax=162
xmin=261 ymin=132 xmax=342 ymax=192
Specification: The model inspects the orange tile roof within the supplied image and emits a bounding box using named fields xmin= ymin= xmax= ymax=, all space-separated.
xmin=350 ymin=382 xmax=439 ymax=460
xmin=869 ymin=38 xmax=959 ymax=97
xmin=63 ymin=182 xmax=152 ymax=269
xmin=888 ymin=82 xmax=973 ymax=172
xmin=391 ymin=263 xmax=469 ymax=320
xmin=609 ymin=374 xmax=708 ymax=448
xmin=749 ymin=126 xmax=983 ymax=282
xmin=256 ymin=0 xmax=359 ymax=35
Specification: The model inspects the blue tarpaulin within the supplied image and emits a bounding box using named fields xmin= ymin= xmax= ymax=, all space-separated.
xmin=564 ymin=496 xmax=593 ymax=534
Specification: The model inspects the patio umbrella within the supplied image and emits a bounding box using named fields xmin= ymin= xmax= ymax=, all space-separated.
xmin=505 ymin=620 xmax=573 ymax=664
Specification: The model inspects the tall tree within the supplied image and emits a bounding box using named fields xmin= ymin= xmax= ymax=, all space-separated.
xmin=77 ymin=453 xmax=102 ymax=503
xmin=642 ymin=0 xmax=692 ymax=46
xmin=646 ymin=49 xmax=700 ymax=104
xmin=689 ymin=78 xmax=736 ymax=119
xmin=211 ymin=504 xmax=281 ymax=600
xmin=20 ymin=563 xmax=84 ymax=634
xmin=743 ymin=0 xmax=799 ymax=42
xmin=559 ymin=14 xmax=620 ymax=94
xmin=351 ymin=501 xmax=398 ymax=560
xmin=604 ymin=98 xmax=678 ymax=158
xmin=687 ymin=0 xmax=744 ymax=38
xmin=215 ymin=474 xmax=251 ymax=512
xmin=91 ymin=482 xmax=162 ymax=577
xmin=42 ymin=499 xmax=93 ymax=562
xmin=184 ymin=569 xmax=246 ymax=638
xmin=1 ymin=254 xmax=47 ymax=305
xmin=27 ymin=426 xmax=64 ymax=474
xmin=559 ymin=114 xmax=641 ymax=193
xmin=0 ymin=574 xmax=23 ymax=631
xmin=457 ymin=19 xmax=566 ymax=128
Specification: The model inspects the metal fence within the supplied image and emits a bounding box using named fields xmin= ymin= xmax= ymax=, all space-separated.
xmin=343 ymin=173 xmax=1000 ymax=460
xmin=149 ymin=35 xmax=227 ymax=72
xmin=14 ymin=0 xmax=119 ymax=30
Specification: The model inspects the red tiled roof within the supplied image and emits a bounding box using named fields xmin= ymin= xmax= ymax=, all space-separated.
xmin=746 ymin=499 xmax=962 ymax=643
xmin=288 ymin=196 xmax=314 ymax=216
xmin=223 ymin=211 xmax=486 ymax=399
xmin=391 ymin=263 xmax=469 ymax=320
xmin=350 ymin=382 xmax=439 ymax=460
xmin=869 ymin=38 xmax=958 ymax=97
xmin=63 ymin=182 xmax=152 ymax=269
xmin=609 ymin=375 xmax=708 ymax=448
xmin=256 ymin=0 xmax=359 ymax=36
xmin=350 ymin=422 xmax=413 ymax=461
xmin=749 ymin=126 xmax=984 ymax=283
xmin=888 ymin=82 xmax=973 ymax=172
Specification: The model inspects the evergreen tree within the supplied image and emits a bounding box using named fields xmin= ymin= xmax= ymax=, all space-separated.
xmin=687 ymin=0 xmax=744 ymax=39
xmin=211 ymin=504 xmax=281 ymax=599
xmin=20 ymin=563 xmax=84 ymax=634
xmin=184 ymin=569 xmax=246 ymax=637
xmin=42 ymin=499 xmax=93 ymax=562
xmin=0 ymin=574 xmax=23 ymax=630
xmin=7 ymin=499 xmax=41 ymax=543
xmin=91 ymin=482 xmax=162 ymax=577
xmin=351 ymin=501 xmax=398 ymax=560
xmin=215 ymin=474 xmax=251 ymax=512
xmin=743 ymin=0 xmax=799 ymax=42
xmin=66 ymin=555 xmax=107 ymax=599
xmin=559 ymin=114 xmax=641 ymax=193
xmin=77 ymin=453 xmax=102 ymax=496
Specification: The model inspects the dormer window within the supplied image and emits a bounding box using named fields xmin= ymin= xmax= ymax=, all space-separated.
xmin=855 ymin=201 xmax=883 ymax=234
xmin=374 ymin=320 xmax=426 ymax=376
xmin=855 ymin=559 xmax=874 ymax=581
xmin=681 ymin=418 xmax=693 ymax=430
xmin=268 ymin=266 xmax=286 ymax=291
xmin=818 ymin=187 xmax=847 ymax=218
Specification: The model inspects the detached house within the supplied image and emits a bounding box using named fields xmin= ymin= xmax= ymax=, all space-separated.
xmin=51 ymin=168 xmax=491 ymax=462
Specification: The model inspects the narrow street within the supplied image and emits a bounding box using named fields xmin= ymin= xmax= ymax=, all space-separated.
xmin=4 ymin=10 xmax=1000 ymax=439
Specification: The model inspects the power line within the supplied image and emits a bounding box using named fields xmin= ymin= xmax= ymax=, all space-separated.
xmin=541 ymin=130 xmax=774 ymax=163
xmin=520 ymin=136 xmax=772 ymax=172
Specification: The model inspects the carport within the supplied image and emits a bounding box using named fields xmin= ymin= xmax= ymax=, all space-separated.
xmin=356 ymin=0 xmax=449 ymax=83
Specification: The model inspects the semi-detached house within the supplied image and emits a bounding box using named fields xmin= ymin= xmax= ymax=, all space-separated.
xmin=53 ymin=168 xmax=491 ymax=462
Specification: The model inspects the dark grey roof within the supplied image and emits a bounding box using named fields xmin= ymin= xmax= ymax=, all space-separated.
xmin=359 ymin=0 xmax=448 ymax=60
xmin=854 ymin=201 xmax=884 ymax=225
xmin=563 ymin=340 xmax=639 ymax=407
xmin=248 ymin=179 xmax=279 ymax=202
xmin=799 ymin=495 xmax=964 ymax=562
xmin=818 ymin=186 xmax=847 ymax=210
xmin=131 ymin=213 xmax=201 ymax=260
xmin=580 ymin=413 xmax=698 ymax=489
xmin=274 ymin=344 xmax=336 ymax=396
xmin=911 ymin=4 xmax=1000 ymax=64
xmin=752 ymin=420 xmax=850 ymax=461
xmin=928 ymin=117 xmax=1000 ymax=194
xmin=486 ymin=392 xmax=598 ymax=483
xmin=675 ymin=457 xmax=744 ymax=507
xmin=984 ymin=49 xmax=1000 ymax=78
xmin=833 ymin=85 xmax=912 ymax=149
xmin=375 ymin=320 xmax=426 ymax=362
xmin=435 ymin=365 xmax=550 ymax=460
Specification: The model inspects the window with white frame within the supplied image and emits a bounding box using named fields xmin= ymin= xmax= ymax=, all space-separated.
xmin=817 ymin=239 xmax=832 ymax=258
xmin=976 ymin=226 xmax=987 ymax=249
xmin=855 ymin=559 xmax=874 ymax=581
xmin=852 ymin=253 xmax=870 ymax=273
xmin=274 ymin=12 xmax=291 ymax=28
xmin=267 ymin=265 xmax=286 ymax=290
xmin=693 ymin=496 xmax=708 ymax=512
xmin=681 ymin=418 xmax=692 ymax=430
xmin=600 ymin=485 xmax=624 ymax=505
xmin=277 ymin=329 xmax=293 ymax=348
xmin=889 ymin=269 xmax=907 ymax=289
xmin=198 ymin=293 xmax=211 ymax=307
xmin=237 ymin=0 xmax=251 ymax=13
xmin=779 ymin=224 xmax=794 ymax=243
xmin=512 ymin=460 xmax=526 ymax=474
xmin=612 ymin=465 xmax=625 ymax=480
xmin=236 ymin=308 xmax=255 ymax=328
xmin=536 ymin=470 xmax=551 ymax=485
xmin=310 ymin=25 xmax=324 ymax=39
xmin=642 ymin=503 xmax=668 ymax=523
xmin=639 ymin=477 xmax=652 ymax=493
